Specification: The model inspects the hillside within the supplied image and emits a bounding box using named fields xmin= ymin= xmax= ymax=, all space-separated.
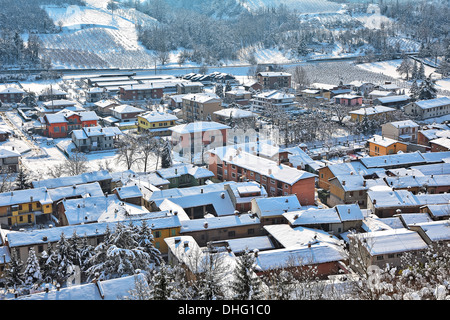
xmin=238 ymin=0 xmax=344 ymax=13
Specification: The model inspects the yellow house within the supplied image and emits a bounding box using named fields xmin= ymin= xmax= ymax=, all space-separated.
xmin=349 ymin=106 xmax=396 ymax=122
xmin=0 ymin=187 xmax=53 ymax=227
xmin=137 ymin=111 xmax=178 ymax=136
xmin=143 ymin=212 xmax=182 ymax=255
xmin=367 ymin=135 xmax=408 ymax=156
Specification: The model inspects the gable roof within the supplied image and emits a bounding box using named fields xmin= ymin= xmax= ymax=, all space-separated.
xmin=210 ymin=147 xmax=316 ymax=185
xmin=350 ymin=228 xmax=428 ymax=256
xmin=413 ymin=97 xmax=450 ymax=109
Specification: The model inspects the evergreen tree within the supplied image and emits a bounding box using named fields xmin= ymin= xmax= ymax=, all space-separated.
xmin=229 ymin=249 xmax=264 ymax=300
xmin=22 ymin=248 xmax=42 ymax=291
xmin=39 ymin=242 xmax=58 ymax=285
xmin=418 ymin=75 xmax=437 ymax=100
xmin=137 ymin=220 xmax=162 ymax=266
xmin=87 ymin=224 xmax=113 ymax=281
xmin=418 ymin=62 xmax=426 ymax=80
xmin=14 ymin=168 xmax=32 ymax=190
xmin=160 ymin=140 xmax=172 ymax=169
xmin=68 ymin=230 xmax=83 ymax=267
xmin=4 ymin=248 xmax=24 ymax=291
xmin=78 ymin=234 xmax=93 ymax=281
xmin=411 ymin=60 xmax=418 ymax=80
xmin=150 ymin=263 xmax=172 ymax=300
xmin=410 ymin=80 xmax=420 ymax=100
xmin=224 ymin=81 xmax=232 ymax=92
xmin=215 ymin=83 xmax=224 ymax=98
xmin=88 ymin=223 xmax=151 ymax=280
xmin=357 ymin=113 xmax=378 ymax=135
xmin=54 ymin=232 xmax=75 ymax=286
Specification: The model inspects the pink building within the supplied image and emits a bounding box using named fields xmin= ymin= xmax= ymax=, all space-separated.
xmin=334 ymin=94 xmax=363 ymax=106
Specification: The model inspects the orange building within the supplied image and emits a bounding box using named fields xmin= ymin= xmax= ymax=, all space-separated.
xmin=367 ymin=135 xmax=408 ymax=157
xmin=208 ymin=147 xmax=316 ymax=206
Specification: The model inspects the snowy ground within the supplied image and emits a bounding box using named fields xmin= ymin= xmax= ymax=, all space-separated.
xmin=355 ymin=59 xmax=450 ymax=94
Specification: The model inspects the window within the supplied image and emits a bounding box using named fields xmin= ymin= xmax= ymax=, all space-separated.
xmin=248 ymin=228 xmax=254 ymax=235
xmin=171 ymin=229 xmax=177 ymax=236
xmin=228 ymin=231 xmax=235 ymax=237
xmin=388 ymin=254 xmax=395 ymax=259
xmin=153 ymin=231 xmax=162 ymax=238
xmin=376 ymin=255 xmax=384 ymax=261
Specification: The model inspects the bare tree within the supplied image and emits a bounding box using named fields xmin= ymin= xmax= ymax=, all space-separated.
xmin=63 ymin=151 xmax=89 ymax=176
xmin=116 ymin=133 xmax=139 ymax=170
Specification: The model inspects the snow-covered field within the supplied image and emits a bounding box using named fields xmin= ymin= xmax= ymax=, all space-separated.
xmin=355 ymin=59 xmax=450 ymax=94
xmin=39 ymin=3 xmax=159 ymax=69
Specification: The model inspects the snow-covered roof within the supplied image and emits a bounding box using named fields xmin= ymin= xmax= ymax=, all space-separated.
xmin=420 ymin=151 xmax=450 ymax=163
xmin=430 ymin=137 xmax=450 ymax=149
xmin=369 ymin=90 xmax=395 ymax=97
xmin=169 ymin=121 xmax=230 ymax=134
xmin=349 ymin=105 xmax=395 ymax=115
xmin=138 ymin=111 xmax=178 ymax=123
xmin=359 ymin=151 xmax=426 ymax=168
xmin=385 ymin=119 xmax=418 ymax=129
xmin=368 ymin=189 xmax=419 ymax=208
xmin=7 ymin=207 xmax=178 ymax=248
xmin=332 ymin=174 xmax=387 ymax=192
xmin=156 ymin=164 xmax=214 ymax=180
xmin=72 ymin=126 xmax=123 ymax=140
xmin=16 ymin=274 xmax=149 ymax=300
xmin=213 ymin=108 xmax=254 ymax=118
xmin=419 ymin=129 xmax=450 ymax=141
xmin=0 ymin=147 xmax=21 ymax=158
xmin=32 ymin=170 xmax=112 ymax=189
xmin=210 ymin=147 xmax=316 ymax=185
xmin=351 ymin=228 xmax=428 ymax=256
xmin=385 ymin=174 xmax=450 ymax=189
xmin=44 ymin=113 xmax=68 ymax=124
xmin=255 ymin=243 xmax=346 ymax=272
xmin=180 ymin=213 xmax=259 ymax=233
xmin=182 ymin=92 xmax=221 ymax=103
xmin=326 ymin=160 xmax=383 ymax=177
xmin=375 ymin=94 xmax=410 ymax=103
xmin=252 ymin=90 xmax=295 ymax=100
xmin=422 ymin=204 xmax=450 ymax=218
xmin=0 ymin=187 xmax=52 ymax=207
xmin=114 ymin=185 xmax=142 ymax=199
xmin=334 ymin=94 xmax=362 ymax=99
xmin=397 ymin=213 xmax=433 ymax=226
xmin=284 ymin=207 xmax=341 ymax=226
xmin=412 ymin=220 xmax=450 ymax=242
xmin=413 ymin=97 xmax=450 ymax=110
xmin=0 ymin=87 xmax=25 ymax=94
xmin=367 ymin=135 xmax=403 ymax=147
xmin=47 ymin=182 xmax=104 ymax=202
xmin=310 ymin=83 xmax=336 ymax=90
xmin=258 ymin=72 xmax=291 ymax=77
xmin=253 ymin=195 xmax=302 ymax=217
xmin=110 ymin=104 xmax=145 ymax=114
xmin=94 ymin=99 xmax=119 ymax=108
xmin=217 ymin=236 xmax=275 ymax=254
xmin=335 ymin=204 xmax=365 ymax=222
xmin=43 ymin=99 xmax=76 ymax=107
